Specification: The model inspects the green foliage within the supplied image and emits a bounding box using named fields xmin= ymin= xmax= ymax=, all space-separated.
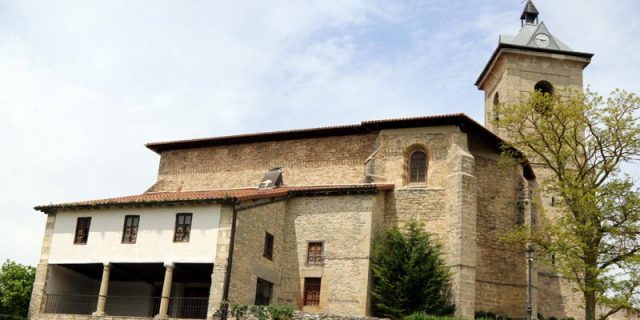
xmin=371 ymin=221 xmax=455 ymax=319
xmin=229 ymin=303 xmax=293 ymax=320
xmin=249 ymin=305 xmax=268 ymax=320
xmin=537 ymin=313 xmax=574 ymax=320
xmin=0 ymin=260 xmax=36 ymax=318
xmin=403 ymin=311 xmax=465 ymax=320
xmin=230 ymin=303 xmax=249 ymax=319
xmin=267 ymin=305 xmax=294 ymax=320
xmin=474 ymin=311 xmax=513 ymax=320
xmin=496 ymin=89 xmax=640 ymax=319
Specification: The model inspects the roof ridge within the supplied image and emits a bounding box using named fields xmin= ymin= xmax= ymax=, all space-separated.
xmin=145 ymin=113 xmax=471 ymax=153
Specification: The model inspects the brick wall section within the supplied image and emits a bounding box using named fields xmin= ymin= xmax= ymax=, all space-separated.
xmin=150 ymin=134 xmax=378 ymax=192
xmin=29 ymin=213 xmax=57 ymax=318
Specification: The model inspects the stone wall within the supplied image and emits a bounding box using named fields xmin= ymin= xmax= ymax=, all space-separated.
xmin=482 ymin=50 xmax=588 ymax=136
xmin=29 ymin=213 xmax=57 ymax=318
xmin=368 ymin=126 xmax=458 ymax=188
xmin=229 ymin=309 xmax=386 ymax=320
xmin=280 ymin=195 xmax=379 ymax=316
xmin=378 ymin=129 xmax=478 ymax=318
xmin=472 ymin=156 xmax=528 ymax=318
xmin=228 ymin=201 xmax=288 ymax=306
xmin=208 ymin=206 xmax=235 ymax=317
xmin=150 ymin=134 xmax=378 ymax=192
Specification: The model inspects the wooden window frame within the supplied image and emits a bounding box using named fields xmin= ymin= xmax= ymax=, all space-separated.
xmin=74 ymin=217 xmax=91 ymax=245
xmin=173 ymin=213 xmax=192 ymax=243
xmin=121 ymin=215 xmax=140 ymax=244
xmin=408 ymin=150 xmax=428 ymax=184
xmin=263 ymin=232 xmax=274 ymax=260
xmin=303 ymin=278 xmax=321 ymax=306
xmin=254 ymin=278 xmax=273 ymax=306
xmin=306 ymin=241 xmax=324 ymax=265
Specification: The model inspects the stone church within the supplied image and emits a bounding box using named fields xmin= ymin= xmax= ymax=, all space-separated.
xmin=28 ymin=2 xmax=616 ymax=320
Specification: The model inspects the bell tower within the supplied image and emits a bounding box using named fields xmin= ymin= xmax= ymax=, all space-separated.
xmin=475 ymin=0 xmax=593 ymax=137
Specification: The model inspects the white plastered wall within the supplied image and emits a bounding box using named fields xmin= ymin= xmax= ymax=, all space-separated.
xmin=48 ymin=205 xmax=221 ymax=264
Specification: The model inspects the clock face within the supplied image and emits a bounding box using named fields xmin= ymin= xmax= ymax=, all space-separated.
xmin=534 ymin=33 xmax=551 ymax=48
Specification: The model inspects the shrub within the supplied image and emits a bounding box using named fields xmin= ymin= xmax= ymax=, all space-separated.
xmin=0 ymin=260 xmax=36 ymax=318
xmin=404 ymin=312 xmax=465 ymax=320
xmin=371 ymin=221 xmax=455 ymax=319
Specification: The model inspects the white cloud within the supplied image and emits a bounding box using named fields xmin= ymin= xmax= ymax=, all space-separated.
xmin=0 ymin=0 xmax=638 ymax=265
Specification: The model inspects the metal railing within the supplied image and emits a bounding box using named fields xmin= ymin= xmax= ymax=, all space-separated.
xmin=169 ymin=297 xmax=208 ymax=319
xmin=44 ymin=294 xmax=97 ymax=315
xmin=43 ymin=294 xmax=208 ymax=319
xmin=105 ymin=296 xmax=161 ymax=317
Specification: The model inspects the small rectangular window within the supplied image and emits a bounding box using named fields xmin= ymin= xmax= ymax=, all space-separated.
xmin=74 ymin=217 xmax=91 ymax=244
xmin=303 ymin=278 xmax=321 ymax=306
xmin=263 ymin=232 xmax=274 ymax=260
xmin=307 ymin=242 xmax=324 ymax=265
xmin=122 ymin=215 xmax=140 ymax=244
xmin=174 ymin=213 xmax=192 ymax=242
xmin=254 ymin=278 xmax=273 ymax=306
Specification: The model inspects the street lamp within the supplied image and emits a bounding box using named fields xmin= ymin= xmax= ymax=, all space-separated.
xmin=525 ymin=243 xmax=535 ymax=320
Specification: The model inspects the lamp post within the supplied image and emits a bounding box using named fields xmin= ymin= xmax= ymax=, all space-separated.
xmin=525 ymin=244 xmax=535 ymax=320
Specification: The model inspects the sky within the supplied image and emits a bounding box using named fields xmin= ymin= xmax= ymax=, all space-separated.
xmin=1 ymin=0 xmax=639 ymax=266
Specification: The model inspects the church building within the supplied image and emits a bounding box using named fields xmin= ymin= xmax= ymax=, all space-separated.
xmin=28 ymin=2 xmax=608 ymax=320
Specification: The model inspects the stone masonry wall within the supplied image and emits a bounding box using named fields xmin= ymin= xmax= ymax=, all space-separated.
xmin=368 ymin=126 xmax=459 ymax=188
xmin=472 ymin=155 xmax=529 ymax=318
xmin=279 ymin=195 xmax=378 ymax=316
xmin=208 ymin=206 xmax=235 ymax=317
xmin=378 ymin=129 xmax=477 ymax=318
xmin=150 ymin=134 xmax=378 ymax=192
xmin=228 ymin=201 xmax=288 ymax=306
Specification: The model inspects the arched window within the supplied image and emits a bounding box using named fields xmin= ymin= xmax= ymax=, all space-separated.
xmin=493 ymin=92 xmax=500 ymax=122
xmin=534 ymin=80 xmax=554 ymax=95
xmin=409 ymin=150 xmax=428 ymax=183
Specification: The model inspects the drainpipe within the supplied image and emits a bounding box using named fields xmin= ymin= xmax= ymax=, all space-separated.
xmin=218 ymin=195 xmax=290 ymax=320
xmin=220 ymin=203 xmax=238 ymax=320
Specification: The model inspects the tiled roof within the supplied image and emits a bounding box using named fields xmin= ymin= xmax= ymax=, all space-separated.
xmin=34 ymin=184 xmax=395 ymax=213
xmin=143 ymin=113 xmax=535 ymax=179
xmin=145 ymin=113 xmax=469 ymax=153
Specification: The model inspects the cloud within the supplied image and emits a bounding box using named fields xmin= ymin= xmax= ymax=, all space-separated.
xmin=0 ymin=0 xmax=639 ymax=264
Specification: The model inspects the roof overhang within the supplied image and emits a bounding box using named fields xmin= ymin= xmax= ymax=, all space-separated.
xmin=475 ymin=43 xmax=594 ymax=89
xmin=34 ymin=184 xmax=395 ymax=214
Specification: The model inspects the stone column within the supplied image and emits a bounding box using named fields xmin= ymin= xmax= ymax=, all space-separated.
xmin=29 ymin=213 xmax=57 ymax=318
xmin=157 ymin=263 xmax=174 ymax=318
xmin=207 ymin=207 xmax=233 ymax=319
xmin=93 ymin=263 xmax=111 ymax=316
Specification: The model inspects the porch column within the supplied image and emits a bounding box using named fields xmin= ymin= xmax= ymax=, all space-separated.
xmin=92 ymin=263 xmax=111 ymax=316
xmin=157 ymin=263 xmax=174 ymax=318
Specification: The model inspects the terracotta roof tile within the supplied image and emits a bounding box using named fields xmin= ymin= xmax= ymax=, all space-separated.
xmin=145 ymin=113 xmax=468 ymax=153
xmin=34 ymin=184 xmax=394 ymax=213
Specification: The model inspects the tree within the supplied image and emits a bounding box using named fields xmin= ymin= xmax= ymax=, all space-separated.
xmin=371 ymin=221 xmax=454 ymax=319
xmin=0 ymin=260 xmax=36 ymax=318
xmin=497 ymin=89 xmax=640 ymax=320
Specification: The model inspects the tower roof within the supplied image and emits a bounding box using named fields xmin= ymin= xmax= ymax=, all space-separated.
xmin=520 ymin=0 xmax=539 ymax=21
xmin=475 ymin=1 xmax=593 ymax=88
